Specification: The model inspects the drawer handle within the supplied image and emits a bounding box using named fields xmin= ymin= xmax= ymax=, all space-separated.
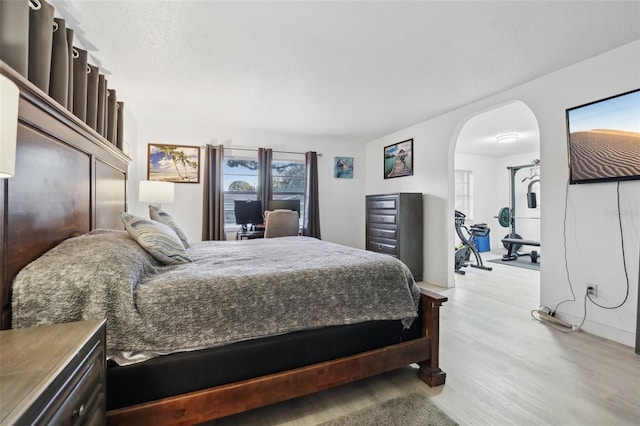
xmin=378 ymin=203 xmax=384 ymax=207
xmin=73 ymin=404 xmax=85 ymax=419
xmin=377 ymin=231 xmax=383 ymax=236
xmin=378 ymin=217 xmax=383 ymax=222
xmin=377 ymin=244 xmax=383 ymax=250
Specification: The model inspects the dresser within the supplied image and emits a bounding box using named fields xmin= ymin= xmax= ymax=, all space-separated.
xmin=0 ymin=320 xmax=106 ymax=425
xmin=366 ymin=193 xmax=424 ymax=281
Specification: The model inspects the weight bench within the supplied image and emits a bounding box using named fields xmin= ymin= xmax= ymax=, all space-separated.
xmin=502 ymin=238 xmax=540 ymax=263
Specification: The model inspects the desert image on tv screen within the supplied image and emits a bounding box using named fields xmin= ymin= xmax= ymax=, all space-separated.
xmin=568 ymin=90 xmax=640 ymax=183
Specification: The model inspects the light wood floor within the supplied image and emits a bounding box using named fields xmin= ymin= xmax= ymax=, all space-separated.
xmin=212 ymin=261 xmax=640 ymax=425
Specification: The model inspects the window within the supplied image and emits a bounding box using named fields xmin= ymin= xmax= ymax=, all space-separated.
xmin=271 ymin=158 xmax=305 ymax=225
xmin=454 ymin=169 xmax=474 ymax=221
xmin=223 ymin=153 xmax=258 ymax=229
xmin=223 ymin=152 xmax=306 ymax=229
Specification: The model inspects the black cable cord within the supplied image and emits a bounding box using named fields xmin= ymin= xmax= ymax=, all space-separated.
xmin=587 ymin=181 xmax=630 ymax=309
xmin=553 ymin=177 xmax=576 ymax=314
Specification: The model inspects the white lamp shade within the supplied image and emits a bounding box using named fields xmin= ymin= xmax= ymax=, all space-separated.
xmin=0 ymin=74 xmax=20 ymax=178
xmin=139 ymin=180 xmax=175 ymax=204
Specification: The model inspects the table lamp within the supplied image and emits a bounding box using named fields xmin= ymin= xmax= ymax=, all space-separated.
xmin=0 ymin=74 xmax=20 ymax=178
xmin=139 ymin=180 xmax=175 ymax=207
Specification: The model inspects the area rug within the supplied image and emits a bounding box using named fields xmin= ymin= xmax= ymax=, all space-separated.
xmin=318 ymin=392 xmax=457 ymax=426
xmin=487 ymin=257 xmax=540 ymax=271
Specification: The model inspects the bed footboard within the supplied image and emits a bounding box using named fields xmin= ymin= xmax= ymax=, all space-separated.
xmin=106 ymin=288 xmax=448 ymax=425
xmin=417 ymin=288 xmax=448 ymax=386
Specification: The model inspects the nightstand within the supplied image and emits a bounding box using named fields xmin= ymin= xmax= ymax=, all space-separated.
xmin=0 ymin=320 xmax=106 ymax=425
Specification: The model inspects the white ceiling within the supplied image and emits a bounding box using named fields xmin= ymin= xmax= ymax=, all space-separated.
xmin=51 ymin=1 xmax=640 ymax=151
xmin=456 ymin=100 xmax=540 ymax=157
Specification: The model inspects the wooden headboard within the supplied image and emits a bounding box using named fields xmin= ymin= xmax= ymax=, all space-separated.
xmin=0 ymin=63 xmax=131 ymax=329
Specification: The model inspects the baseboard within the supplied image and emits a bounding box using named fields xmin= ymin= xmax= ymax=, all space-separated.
xmin=559 ymin=312 xmax=635 ymax=348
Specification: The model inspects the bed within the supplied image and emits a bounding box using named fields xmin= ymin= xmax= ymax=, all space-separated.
xmin=0 ymin=63 xmax=447 ymax=425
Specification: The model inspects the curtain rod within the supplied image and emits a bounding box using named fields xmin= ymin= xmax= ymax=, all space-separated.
xmin=201 ymin=145 xmax=322 ymax=157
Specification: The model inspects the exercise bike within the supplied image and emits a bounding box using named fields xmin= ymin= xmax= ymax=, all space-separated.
xmin=454 ymin=210 xmax=493 ymax=274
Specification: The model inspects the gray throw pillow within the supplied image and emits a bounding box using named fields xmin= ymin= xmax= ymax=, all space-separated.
xmin=149 ymin=205 xmax=190 ymax=248
xmin=121 ymin=212 xmax=191 ymax=265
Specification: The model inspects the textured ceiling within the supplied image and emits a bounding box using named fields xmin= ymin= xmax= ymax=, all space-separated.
xmin=51 ymin=1 xmax=640 ymax=150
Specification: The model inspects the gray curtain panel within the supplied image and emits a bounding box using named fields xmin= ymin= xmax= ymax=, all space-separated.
xmin=106 ymin=89 xmax=117 ymax=143
xmin=49 ymin=18 xmax=69 ymax=107
xmin=116 ymin=102 xmax=124 ymax=150
xmin=202 ymin=145 xmax=226 ymax=241
xmin=97 ymin=74 xmax=107 ymax=137
xmin=303 ymin=151 xmax=321 ymax=239
xmin=0 ymin=0 xmax=29 ymax=76
xmin=28 ymin=0 xmax=55 ymax=92
xmin=65 ymin=28 xmax=74 ymax=112
xmin=86 ymin=64 xmax=99 ymax=130
xmin=257 ymin=147 xmax=273 ymax=212
xmin=72 ymin=47 xmax=88 ymax=121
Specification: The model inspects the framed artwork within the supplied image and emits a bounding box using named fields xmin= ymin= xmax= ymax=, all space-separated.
xmin=148 ymin=143 xmax=200 ymax=183
xmin=334 ymin=156 xmax=354 ymax=178
xmin=384 ymin=138 xmax=413 ymax=179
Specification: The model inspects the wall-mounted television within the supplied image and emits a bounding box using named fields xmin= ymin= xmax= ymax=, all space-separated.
xmin=566 ymin=89 xmax=640 ymax=184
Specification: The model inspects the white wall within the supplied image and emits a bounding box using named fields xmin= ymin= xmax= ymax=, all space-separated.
xmin=455 ymin=153 xmax=500 ymax=249
xmin=365 ymin=113 xmax=461 ymax=288
xmin=364 ymin=40 xmax=640 ymax=346
xmin=532 ymin=42 xmax=639 ymax=346
xmin=123 ymin=40 xmax=639 ymax=346
xmin=124 ymin=126 xmax=366 ymax=250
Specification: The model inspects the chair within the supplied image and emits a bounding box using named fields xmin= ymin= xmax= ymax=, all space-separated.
xmin=264 ymin=210 xmax=299 ymax=238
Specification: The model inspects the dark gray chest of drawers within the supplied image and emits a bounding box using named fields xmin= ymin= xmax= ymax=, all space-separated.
xmin=366 ymin=193 xmax=423 ymax=281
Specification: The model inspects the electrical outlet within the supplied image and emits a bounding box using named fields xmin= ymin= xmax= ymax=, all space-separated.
xmin=587 ymin=284 xmax=598 ymax=298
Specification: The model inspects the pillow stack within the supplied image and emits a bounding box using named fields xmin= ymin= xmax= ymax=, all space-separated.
xmin=121 ymin=207 xmax=191 ymax=265
xmin=148 ymin=205 xmax=190 ymax=248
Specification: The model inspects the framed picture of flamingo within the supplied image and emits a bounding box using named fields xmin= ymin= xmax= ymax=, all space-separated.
xmin=148 ymin=143 xmax=200 ymax=183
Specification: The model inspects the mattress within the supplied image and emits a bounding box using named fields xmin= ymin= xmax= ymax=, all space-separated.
xmin=107 ymin=316 xmax=422 ymax=410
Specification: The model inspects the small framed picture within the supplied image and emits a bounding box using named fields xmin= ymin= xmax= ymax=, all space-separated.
xmin=384 ymin=138 xmax=413 ymax=179
xmin=148 ymin=143 xmax=200 ymax=183
xmin=334 ymin=156 xmax=354 ymax=178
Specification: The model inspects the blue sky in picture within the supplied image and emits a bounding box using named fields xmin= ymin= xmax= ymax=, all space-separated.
xmin=385 ymin=140 xmax=412 ymax=156
xmin=149 ymin=153 xmax=195 ymax=175
xmin=149 ymin=151 xmax=175 ymax=173
xmin=568 ymin=90 xmax=640 ymax=134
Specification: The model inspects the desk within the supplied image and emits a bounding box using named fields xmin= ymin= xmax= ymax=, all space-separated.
xmin=236 ymin=230 xmax=265 ymax=240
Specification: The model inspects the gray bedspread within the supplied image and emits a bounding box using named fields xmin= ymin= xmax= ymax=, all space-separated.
xmin=12 ymin=231 xmax=420 ymax=354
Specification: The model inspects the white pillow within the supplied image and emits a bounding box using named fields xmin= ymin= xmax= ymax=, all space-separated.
xmin=149 ymin=205 xmax=190 ymax=248
xmin=120 ymin=212 xmax=191 ymax=265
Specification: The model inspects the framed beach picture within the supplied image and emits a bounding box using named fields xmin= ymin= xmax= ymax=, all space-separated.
xmin=148 ymin=143 xmax=200 ymax=183
xmin=384 ymin=139 xmax=413 ymax=179
xmin=334 ymin=156 xmax=354 ymax=178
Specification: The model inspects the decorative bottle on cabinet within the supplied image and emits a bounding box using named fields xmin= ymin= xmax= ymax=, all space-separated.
xmin=366 ymin=193 xmax=423 ymax=281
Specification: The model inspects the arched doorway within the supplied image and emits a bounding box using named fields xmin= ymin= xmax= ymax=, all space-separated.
xmin=452 ymin=100 xmax=541 ymax=280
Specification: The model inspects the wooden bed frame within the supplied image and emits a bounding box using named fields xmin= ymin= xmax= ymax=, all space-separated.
xmin=0 ymin=63 xmax=447 ymax=425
